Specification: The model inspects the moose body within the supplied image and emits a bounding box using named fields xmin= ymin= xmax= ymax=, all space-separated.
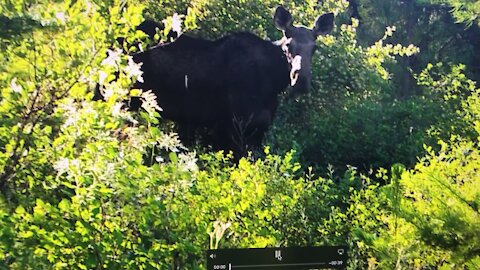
xmin=133 ymin=32 xmax=290 ymax=153
xmin=130 ymin=7 xmax=334 ymax=155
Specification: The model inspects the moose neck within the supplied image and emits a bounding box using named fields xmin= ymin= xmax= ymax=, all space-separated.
xmin=266 ymin=38 xmax=292 ymax=95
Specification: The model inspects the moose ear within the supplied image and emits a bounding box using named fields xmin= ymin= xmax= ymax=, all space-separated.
xmin=274 ymin=6 xmax=293 ymax=31
xmin=313 ymin=12 xmax=334 ymax=37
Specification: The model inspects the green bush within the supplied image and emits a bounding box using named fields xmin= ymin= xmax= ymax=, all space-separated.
xmin=356 ymin=62 xmax=480 ymax=268
xmin=1 ymin=1 xmax=479 ymax=269
xmin=267 ymin=18 xmax=426 ymax=172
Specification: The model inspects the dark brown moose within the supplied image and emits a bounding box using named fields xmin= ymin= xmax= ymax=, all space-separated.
xmin=125 ymin=7 xmax=334 ymax=156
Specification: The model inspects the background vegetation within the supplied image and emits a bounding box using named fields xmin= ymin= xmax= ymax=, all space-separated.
xmin=0 ymin=0 xmax=479 ymax=269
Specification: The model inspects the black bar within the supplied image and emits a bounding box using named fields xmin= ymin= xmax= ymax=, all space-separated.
xmin=207 ymin=246 xmax=347 ymax=270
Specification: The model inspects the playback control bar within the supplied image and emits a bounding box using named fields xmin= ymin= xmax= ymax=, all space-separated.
xmin=207 ymin=246 xmax=347 ymax=270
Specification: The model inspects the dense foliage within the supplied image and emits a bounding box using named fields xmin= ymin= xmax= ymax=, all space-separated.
xmin=0 ymin=0 xmax=479 ymax=269
xmin=417 ymin=0 xmax=480 ymax=27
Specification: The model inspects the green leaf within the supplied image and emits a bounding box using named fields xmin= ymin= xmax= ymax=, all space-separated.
xmin=169 ymin=152 xmax=178 ymax=163
xmin=15 ymin=205 xmax=25 ymax=215
xmin=58 ymin=199 xmax=70 ymax=212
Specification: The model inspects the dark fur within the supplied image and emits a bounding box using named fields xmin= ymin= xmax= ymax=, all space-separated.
xmin=133 ymin=33 xmax=290 ymax=155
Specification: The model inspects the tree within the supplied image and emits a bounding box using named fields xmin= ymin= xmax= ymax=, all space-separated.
xmin=417 ymin=0 xmax=480 ymax=27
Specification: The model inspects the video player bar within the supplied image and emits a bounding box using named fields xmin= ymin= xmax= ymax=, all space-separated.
xmin=207 ymin=246 xmax=347 ymax=270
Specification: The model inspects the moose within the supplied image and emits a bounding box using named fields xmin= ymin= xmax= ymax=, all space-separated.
xmin=123 ymin=7 xmax=334 ymax=156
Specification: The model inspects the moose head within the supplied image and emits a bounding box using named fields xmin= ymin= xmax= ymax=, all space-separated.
xmin=273 ymin=6 xmax=334 ymax=96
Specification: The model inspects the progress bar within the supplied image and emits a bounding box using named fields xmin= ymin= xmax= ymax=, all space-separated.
xmin=232 ymin=262 xmax=327 ymax=268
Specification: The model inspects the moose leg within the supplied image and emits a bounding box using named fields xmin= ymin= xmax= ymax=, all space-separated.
xmin=176 ymin=123 xmax=197 ymax=147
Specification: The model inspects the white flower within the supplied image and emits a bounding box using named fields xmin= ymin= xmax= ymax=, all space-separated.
xmin=81 ymin=101 xmax=96 ymax=115
xmin=10 ymin=78 xmax=22 ymax=93
xmin=281 ymin=37 xmax=292 ymax=54
xmin=105 ymin=163 xmax=115 ymax=178
xmin=125 ymin=56 xmax=144 ymax=83
xmin=103 ymin=88 xmax=114 ymax=100
xmin=55 ymin=12 xmax=67 ymax=24
xmin=102 ymin=49 xmax=122 ymax=67
xmin=178 ymin=152 xmax=198 ymax=172
xmin=209 ymin=220 xmax=231 ymax=248
xmin=385 ymin=26 xmax=396 ymax=37
xmin=291 ymin=55 xmax=302 ymax=73
xmin=57 ymin=99 xmax=78 ymax=127
xmin=157 ymin=133 xmax=183 ymax=152
xmin=273 ymin=37 xmax=292 ymax=59
xmin=290 ymin=55 xmax=302 ymax=86
xmin=171 ymin=13 xmax=184 ymax=35
xmin=70 ymin=159 xmax=80 ymax=170
xmin=155 ymin=156 xmax=164 ymax=163
xmin=98 ymin=70 xmax=108 ymax=85
xmin=272 ymin=36 xmax=291 ymax=47
xmin=141 ymin=90 xmax=162 ymax=116
xmin=112 ymin=102 xmax=123 ymax=117
xmin=163 ymin=13 xmax=184 ymax=36
xmin=54 ymin=158 xmax=70 ymax=174
xmin=64 ymin=114 xmax=78 ymax=127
